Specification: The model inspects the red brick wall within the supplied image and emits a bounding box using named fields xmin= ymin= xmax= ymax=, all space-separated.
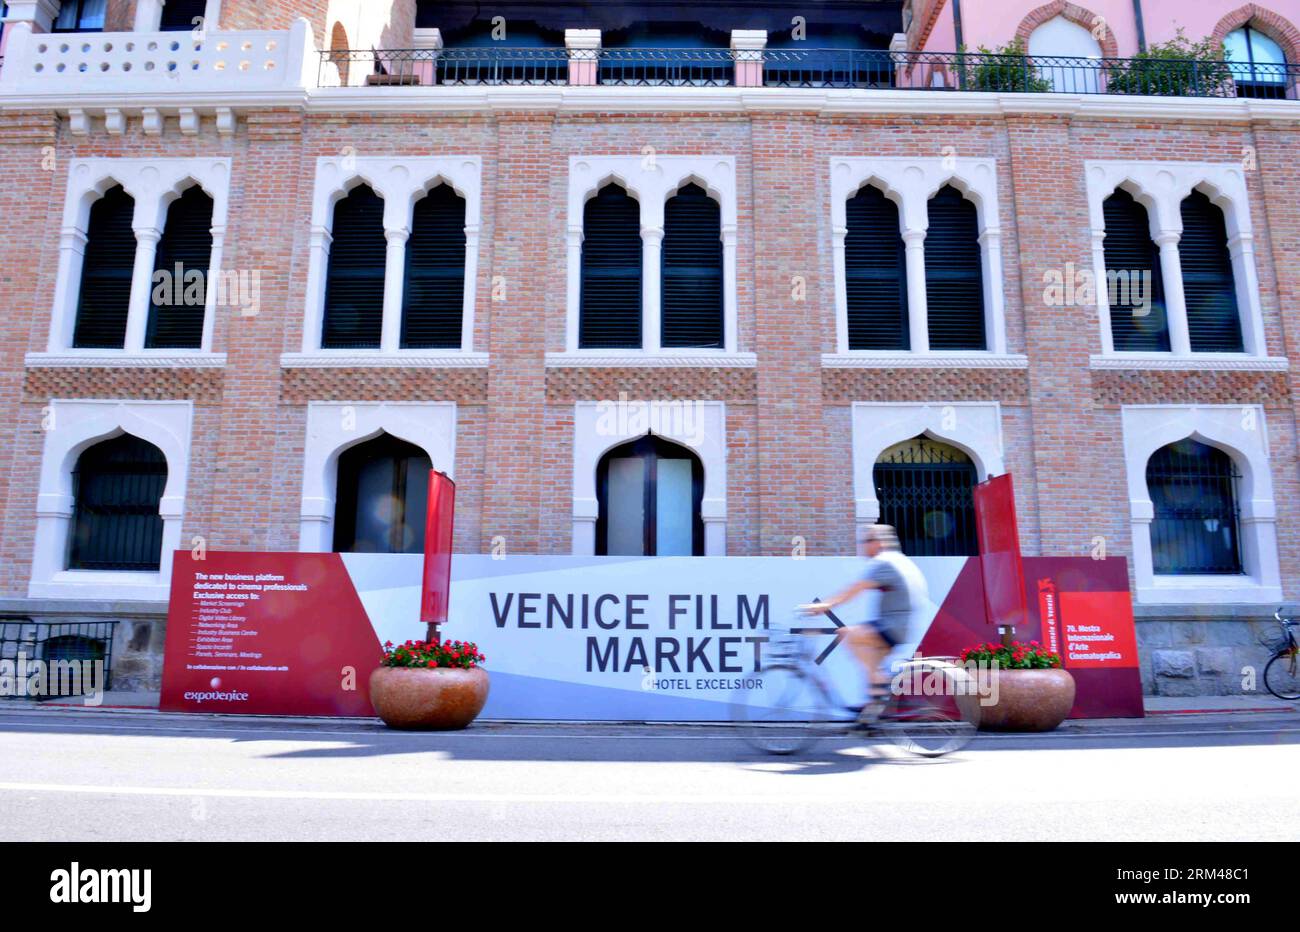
xmin=0 ymin=103 xmax=1297 ymax=607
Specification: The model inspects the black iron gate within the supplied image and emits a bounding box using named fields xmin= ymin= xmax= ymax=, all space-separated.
xmin=0 ymin=618 xmax=116 ymax=699
xmin=873 ymin=439 xmax=979 ymax=557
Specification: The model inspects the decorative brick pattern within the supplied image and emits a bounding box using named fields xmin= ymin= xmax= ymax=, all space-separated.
xmin=821 ymin=369 xmax=1031 ymax=405
xmin=1090 ymin=370 xmax=1291 ymax=408
xmin=22 ymin=368 xmax=225 ymax=405
xmin=279 ymin=368 xmax=488 ymax=404
xmin=545 ymin=367 xmax=756 ymax=403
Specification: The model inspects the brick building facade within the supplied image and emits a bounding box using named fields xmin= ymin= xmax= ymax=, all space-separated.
xmin=0 ymin=0 xmax=1297 ymax=698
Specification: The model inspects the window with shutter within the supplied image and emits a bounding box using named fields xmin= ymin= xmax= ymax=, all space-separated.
xmin=72 ymin=185 xmax=136 ymax=349
xmin=1179 ymin=191 xmax=1244 ymax=353
xmin=1102 ymin=189 xmax=1170 ymax=352
xmin=146 ymin=186 xmax=213 ymax=350
xmin=322 ymin=185 xmax=386 ymax=349
xmin=402 ymin=184 xmax=466 ymax=349
xmin=845 ymin=185 xmax=908 ymax=350
xmin=159 ymin=0 xmax=207 ymax=31
xmin=661 ymin=183 xmax=723 ymax=348
xmin=68 ymin=434 xmax=167 ymax=571
xmin=580 ymin=184 xmax=642 ymax=349
xmin=924 ymin=186 xmax=985 ymax=350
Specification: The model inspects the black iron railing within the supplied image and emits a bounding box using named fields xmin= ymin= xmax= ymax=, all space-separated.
xmin=318 ymin=46 xmax=1300 ymax=99
xmin=0 ymin=619 xmax=116 ymax=699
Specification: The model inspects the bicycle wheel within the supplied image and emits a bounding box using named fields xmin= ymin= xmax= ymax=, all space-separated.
xmin=872 ymin=700 xmax=977 ymax=757
xmin=730 ymin=665 xmax=836 ymax=755
xmin=1264 ymin=650 xmax=1300 ymax=700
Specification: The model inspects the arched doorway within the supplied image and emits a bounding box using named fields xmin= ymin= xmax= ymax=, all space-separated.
xmin=597 ymin=434 xmax=703 ymax=556
xmin=332 ymin=433 xmax=432 ymax=554
xmin=873 ymin=436 xmax=978 ymax=557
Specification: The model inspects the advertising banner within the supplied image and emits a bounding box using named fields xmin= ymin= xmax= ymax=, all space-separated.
xmin=161 ymin=551 xmax=1144 ymax=720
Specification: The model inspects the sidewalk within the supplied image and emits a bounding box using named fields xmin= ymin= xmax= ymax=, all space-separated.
xmin=0 ymin=690 xmax=1295 ymax=732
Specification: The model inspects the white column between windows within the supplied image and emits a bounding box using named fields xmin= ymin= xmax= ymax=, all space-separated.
xmin=124 ymin=225 xmax=162 ymax=352
xmin=721 ymin=223 xmax=738 ymax=352
xmin=461 ymin=223 xmax=480 ymax=352
xmin=134 ymin=0 xmax=165 ymax=31
xmin=979 ymin=226 xmax=1006 ymax=354
xmin=301 ymin=225 xmax=332 ymax=351
xmin=201 ymin=222 xmax=225 ymax=352
xmin=565 ymin=224 xmax=583 ymax=352
xmin=50 ymin=225 xmax=88 ymax=351
xmin=831 ymin=223 xmax=848 ymax=353
xmin=381 ymin=226 xmax=409 ymax=352
xmin=901 ymin=227 xmax=929 ymax=353
xmin=1155 ymin=230 xmax=1191 ymax=355
xmin=642 ymin=225 xmax=663 ymax=351
xmin=1227 ymin=232 xmax=1266 ymax=355
xmin=1090 ymin=228 xmax=1114 ymax=354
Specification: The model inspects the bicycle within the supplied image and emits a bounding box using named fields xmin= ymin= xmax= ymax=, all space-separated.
xmin=1262 ymin=605 xmax=1300 ymax=700
xmin=729 ymin=622 xmax=982 ymax=757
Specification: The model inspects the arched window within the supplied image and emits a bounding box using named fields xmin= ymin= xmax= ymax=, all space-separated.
xmin=1226 ymin=25 xmax=1289 ymax=98
xmin=1180 ymin=190 xmax=1244 ymax=353
xmin=845 ymin=185 xmax=908 ymax=350
xmin=72 ymin=184 xmax=136 ymax=349
xmin=873 ymin=436 xmax=978 ymax=557
xmin=597 ymin=435 xmax=702 ymax=556
xmin=68 ymin=434 xmax=167 ymax=571
xmin=580 ymin=184 xmax=642 ymax=349
xmin=661 ymin=183 xmax=723 ymax=348
xmin=1102 ymin=188 xmax=1169 ymax=351
xmin=322 ymin=185 xmax=386 ymax=349
xmin=147 ymin=186 xmax=213 ymax=350
xmin=333 ymin=434 xmax=431 ymax=554
xmin=402 ymin=184 xmax=466 ymax=349
xmin=924 ymin=186 xmax=985 ymax=350
xmin=160 ymin=0 xmax=206 ymax=31
xmin=53 ymin=0 xmax=105 ymax=32
xmin=1146 ymin=439 xmax=1242 ymax=575
xmin=1028 ymin=15 xmax=1104 ymax=93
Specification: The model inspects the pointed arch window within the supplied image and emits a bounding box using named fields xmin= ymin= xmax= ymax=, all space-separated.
xmin=1146 ymin=439 xmax=1242 ymax=575
xmin=845 ymin=185 xmax=908 ymax=350
xmin=403 ymin=183 xmax=467 ymax=349
xmin=661 ymin=183 xmax=723 ymax=348
xmin=53 ymin=0 xmax=105 ymax=32
xmin=580 ymin=184 xmax=642 ymax=349
xmin=924 ymin=186 xmax=985 ymax=350
xmin=1179 ymin=190 xmax=1244 ymax=353
xmin=1226 ymin=26 xmax=1289 ymax=99
xmin=160 ymin=0 xmax=207 ymax=31
xmin=68 ymin=434 xmax=167 ymax=571
xmin=72 ymin=184 xmax=136 ymax=349
xmin=873 ymin=436 xmax=978 ymax=557
xmin=597 ymin=435 xmax=703 ymax=556
xmin=147 ymin=185 xmax=213 ymax=349
xmin=333 ymin=434 xmax=432 ymax=554
xmin=1102 ymin=188 xmax=1169 ymax=352
xmin=322 ymin=185 xmax=386 ymax=349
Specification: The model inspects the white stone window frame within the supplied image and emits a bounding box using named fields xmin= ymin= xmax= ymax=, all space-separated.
xmin=39 ymin=157 xmax=232 ymax=365
xmin=297 ymin=156 xmax=484 ymax=361
xmin=299 ymin=401 xmax=457 ymax=552
xmin=29 ymin=399 xmax=193 ymax=602
xmin=829 ymin=156 xmax=1008 ymax=359
xmin=851 ymin=402 xmax=1005 ymax=534
xmin=563 ymin=155 xmax=740 ymax=360
xmin=1085 ymin=160 xmax=1269 ymax=360
xmin=572 ymin=400 xmax=727 ymax=555
xmin=1121 ymin=404 xmax=1282 ymax=605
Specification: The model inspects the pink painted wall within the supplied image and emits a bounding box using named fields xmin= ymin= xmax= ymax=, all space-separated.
xmin=916 ymin=0 xmax=1300 ymax=56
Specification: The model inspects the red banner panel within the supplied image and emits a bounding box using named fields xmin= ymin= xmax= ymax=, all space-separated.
xmin=420 ymin=471 xmax=456 ymax=627
xmin=160 ymin=551 xmax=382 ymax=716
xmin=972 ymin=473 xmax=1029 ymax=635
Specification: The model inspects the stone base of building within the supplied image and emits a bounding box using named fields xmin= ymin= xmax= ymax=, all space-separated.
xmin=1136 ymin=606 xmax=1285 ymax=698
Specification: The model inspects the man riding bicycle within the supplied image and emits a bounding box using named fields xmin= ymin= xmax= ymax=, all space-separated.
xmin=803 ymin=524 xmax=924 ymax=717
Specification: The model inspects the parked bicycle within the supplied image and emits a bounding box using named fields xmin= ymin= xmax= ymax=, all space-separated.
xmin=729 ymin=622 xmax=982 ymax=757
xmin=1262 ymin=605 xmax=1300 ymax=700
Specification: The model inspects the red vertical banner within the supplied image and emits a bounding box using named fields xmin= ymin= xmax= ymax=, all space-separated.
xmin=420 ymin=471 xmax=456 ymax=630
xmin=972 ymin=473 xmax=1028 ymax=639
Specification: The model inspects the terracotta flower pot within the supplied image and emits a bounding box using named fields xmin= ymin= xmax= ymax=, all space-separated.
xmin=369 ymin=665 xmax=489 ymax=730
xmin=978 ymin=667 xmax=1076 ymax=732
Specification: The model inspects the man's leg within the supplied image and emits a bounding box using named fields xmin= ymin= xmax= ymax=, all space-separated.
xmin=842 ymin=625 xmax=890 ymax=699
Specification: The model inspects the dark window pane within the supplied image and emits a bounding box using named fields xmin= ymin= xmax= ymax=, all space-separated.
xmin=924 ymin=186 xmax=985 ymax=350
xmin=1103 ymin=189 xmax=1170 ymax=351
xmin=845 ymin=185 xmax=908 ymax=350
xmin=322 ymin=185 xmax=386 ymax=349
xmin=69 ymin=434 xmax=167 ymax=571
xmin=403 ymin=184 xmax=466 ymax=349
xmin=333 ymin=434 xmax=431 ymax=554
xmin=661 ymin=183 xmax=723 ymax=348
xmin=873 ymin=437 xmax=978 ymax=557
xmin=1147 ymin=439 xmax=1242 ymax=575
xmin=147 ymin=186 xmax=213 ymax=349
xmin=1180 ymin=191 xmax=1244 ymax=353
xmin=580 ymin=184 xmax=641 ymax=348
xmin=73 ymin=185 xmax=135 ymax=349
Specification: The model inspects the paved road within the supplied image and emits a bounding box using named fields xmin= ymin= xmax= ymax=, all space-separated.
xmin=1 ymin=709 xmax=1298 ymax=841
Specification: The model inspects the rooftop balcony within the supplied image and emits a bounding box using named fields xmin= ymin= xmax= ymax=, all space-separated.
xmin=319 ymin=45 xmax=1300 ymax=100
